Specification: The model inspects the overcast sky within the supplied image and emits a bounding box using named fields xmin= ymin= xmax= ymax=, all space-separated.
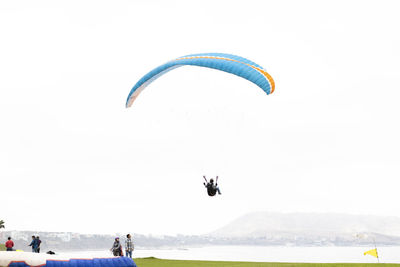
xmin=1 ymin=0 xmax=400 ymax=236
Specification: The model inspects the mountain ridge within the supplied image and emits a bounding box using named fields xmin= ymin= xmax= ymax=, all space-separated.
xmin=209 ymin=211 xmax=400 ymax=238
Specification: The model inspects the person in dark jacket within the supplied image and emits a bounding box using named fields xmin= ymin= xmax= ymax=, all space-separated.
xmin=36 ymin=236 xmax=41 ymax=253
xmin=203 ymin=176 xmax=221 ymax=196
xmin=110 ymin=237 xmax=123 ymax=256
xmin=28 ymin=236 xmax=38 ymax=252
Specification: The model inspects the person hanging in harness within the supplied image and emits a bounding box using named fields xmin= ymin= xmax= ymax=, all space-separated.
xmin=203 ymin=175 xmax=221 ymax=196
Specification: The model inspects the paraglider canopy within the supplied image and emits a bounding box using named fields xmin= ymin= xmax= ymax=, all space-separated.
xmin=126 ymin=53 xmax=275 ymax=107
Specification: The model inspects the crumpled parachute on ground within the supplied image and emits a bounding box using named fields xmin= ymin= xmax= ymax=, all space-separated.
xmin=0 ymin=251 xmax=137 ymax=267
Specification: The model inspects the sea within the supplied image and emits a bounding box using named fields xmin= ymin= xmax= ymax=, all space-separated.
xmin=59 ymin=246 xmax=400 ymax=264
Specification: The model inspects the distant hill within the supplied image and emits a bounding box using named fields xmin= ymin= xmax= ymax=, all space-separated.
xmin=2 ymin=212 xmax=400 ymax=250
xmin=210 ymin=212 xmax=400 ymax=239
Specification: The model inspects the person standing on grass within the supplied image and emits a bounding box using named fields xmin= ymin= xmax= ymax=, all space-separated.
xmin=5 ymin=237 xmax=14 ymax=251
xmin=125 ymin=234 xmax=134 ymax=258
xmin=36 ymin=236 xmax=41 ymax=253
xmin=28 ymin=236 xmax=37 ymax=252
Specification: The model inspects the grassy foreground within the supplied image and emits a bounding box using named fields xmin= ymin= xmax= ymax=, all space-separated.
xmin=133 ymin=257 xmax=400 ymax=267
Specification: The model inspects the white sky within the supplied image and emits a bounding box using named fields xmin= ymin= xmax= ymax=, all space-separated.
xmin=1 ymin=0 xmax=400 ymax=236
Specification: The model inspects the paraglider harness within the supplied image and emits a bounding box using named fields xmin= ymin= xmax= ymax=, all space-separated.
xmin=203 ymin=176 xmax=219 ymax=196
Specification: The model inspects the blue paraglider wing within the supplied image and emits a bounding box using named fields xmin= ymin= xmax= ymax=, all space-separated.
xmin=126 ymin=53 xmax=275 ymax=107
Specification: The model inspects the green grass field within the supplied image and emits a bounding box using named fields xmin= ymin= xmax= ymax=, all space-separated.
xmin=133 ymin=257 xmax=400 ymax=267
